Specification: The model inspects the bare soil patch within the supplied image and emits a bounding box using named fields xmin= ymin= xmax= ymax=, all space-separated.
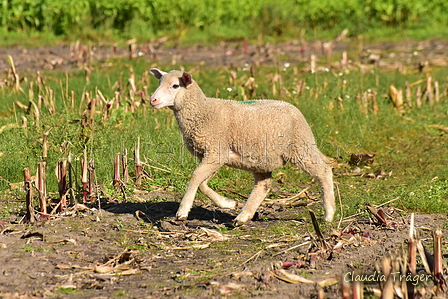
xmin=0 ymin=189 xmax=447 ymax=298
xmin=1 ymin=38 xmax=448 ymax=74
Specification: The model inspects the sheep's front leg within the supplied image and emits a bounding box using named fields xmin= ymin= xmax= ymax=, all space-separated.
xmin=176 ymin=160 xmax=223 ymax=221
xmin=199 ymin=175 xmax=237 ymax=209
xmin=234 ymin=172 xmax=272 ymax=226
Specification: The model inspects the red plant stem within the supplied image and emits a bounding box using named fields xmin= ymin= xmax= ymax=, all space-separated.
xmin=340 ymin=275 xmax=350 ymax=299
xmin=352 ymin=278 xmax=362 ymax=299
xmin=243 ymin=38 xmax=248 ymax=54
xmin=434 ymin=229 xmax=446 ymax=291
xmin=81 ymin=148 xmax=88 ymax=202
xmin=67 ymin=155 xmax=74 ymax=205
xmin=57 ymin=159 xmax=67 ymax=213
xmin=82 ymin=182 xmax=88 ymax=202
xmin=22 ymin=167 xmax=35 ymax=224
xmin=88 ymin=159 xmax=95 ymax=201
xmin=409 ymin=213 xmax=416 ymax=275
xmin=342 ymin=51 xmax=348 ymax=66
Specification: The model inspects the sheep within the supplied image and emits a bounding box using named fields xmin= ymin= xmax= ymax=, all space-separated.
xmin=149 ymin=68 xmax=335 ymax=225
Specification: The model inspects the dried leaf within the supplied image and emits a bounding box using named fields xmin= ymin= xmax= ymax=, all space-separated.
xmin=270 ymin=269 xmax=315 ymax=284
xmin=60 ymin=274 xmax=76 ymax=289
xmin=318 ymin=277 xmax=338 ymax=287
xmin=366 ymin=169 xmax=388 ymax=179
xmin=416 ymin=239 xmax=432 ymax=274
xmin=94 ymin=265 xmax=115 ymax=274
xmin=56 ymin=264 xmax=74 ymax=270
xmin=281 ymin=261 xmax=306 ymax=269
xmin=231 ymin=271 xmax=254 ymax=279
xmin=118 ymin=268 xmax=140 ymax=275
xmin=52 ymin=238 xmax=77 ymax=245
xmin=366 ymin=204 xmax=388 ymax=225
xmin=192 ymin=243 xmax=211 ymax=250
xmin=429 ymin=124 xmax=448 ymax=133
xmin=200 ymin=227 xmax=229 ymax=241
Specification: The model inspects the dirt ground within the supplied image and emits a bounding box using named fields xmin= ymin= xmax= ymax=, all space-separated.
xmin=1 ymin=37 xmax=448 ymax=73
xmin=0 ymin=191 xmax=447 ymax=299
xmin=1 ymin=38 xmax=448 ymax=298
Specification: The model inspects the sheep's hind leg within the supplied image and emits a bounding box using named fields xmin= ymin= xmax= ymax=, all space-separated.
xmin=233 ymin=172 xmax=272 ymax=226
xmin=176 ymin=160 xmax=223 ymax=221
xmin=199 ymin=175 xmax=237 ymax=209
xmin=294 ymin=153 xmax=335 ymax=222
xmin=318 ymin=164 xmax=336 ymax=222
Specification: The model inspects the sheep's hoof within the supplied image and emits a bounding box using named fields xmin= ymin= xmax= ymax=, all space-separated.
xmin=176 ymin=214 xmax=188 ymax=221
xmin=233 ymin=213 xmax=253 ymax=226
xmin=232 ymin=219 xmax=246 ymax=227
xmin=324 ymin=214 xmax=334 ymax=222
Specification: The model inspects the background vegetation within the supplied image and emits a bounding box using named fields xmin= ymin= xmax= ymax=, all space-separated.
xmin=1 ymin=0 xmax=448 ymax=45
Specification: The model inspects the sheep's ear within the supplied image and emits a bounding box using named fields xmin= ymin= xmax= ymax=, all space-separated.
xmin=181 ymin=72 xmax=193 ymax=87
xmin=149 ymin=68 xmax=167 ymax=79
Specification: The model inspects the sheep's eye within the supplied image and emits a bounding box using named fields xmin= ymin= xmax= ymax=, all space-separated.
xmin=172 ymin=84 xmax=180 ymax=89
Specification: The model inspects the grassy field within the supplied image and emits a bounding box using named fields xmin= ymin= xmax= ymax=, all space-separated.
xmin=0 ymin=56 xmax=447 ymax=221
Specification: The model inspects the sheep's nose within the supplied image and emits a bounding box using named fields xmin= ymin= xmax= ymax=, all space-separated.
xmin=150 ymin=97 xmax=158 ymax=104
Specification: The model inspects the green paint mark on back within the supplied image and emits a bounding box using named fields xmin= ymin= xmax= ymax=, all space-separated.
xmin=240 ymin=100 xmax=257 ymax=104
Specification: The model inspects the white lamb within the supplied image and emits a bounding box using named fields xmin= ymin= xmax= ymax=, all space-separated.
xmin=149 ymin=68 xmax=335 ymax=225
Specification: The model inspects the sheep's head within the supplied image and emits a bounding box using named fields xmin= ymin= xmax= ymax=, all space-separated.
xmin=149 ymin=68 xmax=193 ymax=109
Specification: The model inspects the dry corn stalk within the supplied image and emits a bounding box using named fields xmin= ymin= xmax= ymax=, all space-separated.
xmin=134 ymin=137 xmax=142 ymax=186
xmin=389 ymin=85 xmax=403 ymax=108
xmin=127 ymin=38 xmax=137 ymax=59
xmin=29 ymin=99 xmax=40 ymax=127
xmin=426 ymin=76 xmax=434 ymax=106
xmin=415 ymin=86 xmax=422 ymax=108
xmin=433 ymin=229 xmax=446 ymax=291
xmin=122 ymin=149 xmax=129 ymax=184
xmin=310 ymin=54 xmax=316 ymax=73
xmin=114 ymin=153 xmax=121 ymax=187
xmin=37 ymin=162 xmax=49 ymax=220
xmin=434 ymin=80 xmax=440 ymax=102
xmin=353 ymin=277 xmax=363 ymax=299
xmin=7 ymin=55 xmax=21 ymax=92
xmin=405 ymin=81 xmax=412 ymax=107
xmin=381 ymin=256 xmax=394 ymax=299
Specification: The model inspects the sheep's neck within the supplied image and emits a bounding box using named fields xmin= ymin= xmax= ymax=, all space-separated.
xmin=173 ymin=93 xmax=210 ymax=145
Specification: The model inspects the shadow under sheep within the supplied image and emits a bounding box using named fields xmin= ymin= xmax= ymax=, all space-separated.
xmin=102 ymin=198 xmax=305 ymax=229
xmin=102 ymin=200 xmax=236 ymax=225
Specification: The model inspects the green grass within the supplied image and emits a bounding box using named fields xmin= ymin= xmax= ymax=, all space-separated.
xmin=0 ymin=58 xmax=447 ymax=219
